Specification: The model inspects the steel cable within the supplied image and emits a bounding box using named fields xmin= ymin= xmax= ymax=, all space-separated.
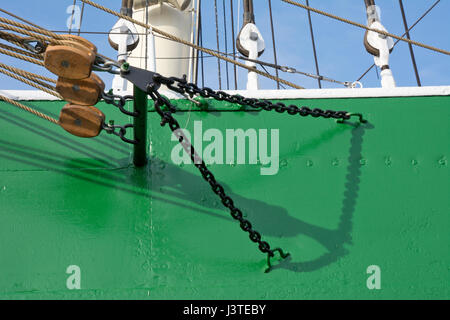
xmin=282 ymin=0 xmax=450 ymax=56
xmin=79 ymin=0 xmax=305 ymax=89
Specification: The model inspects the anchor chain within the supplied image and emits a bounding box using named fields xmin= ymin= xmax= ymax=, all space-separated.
xmin=101 ymin=89 xmax=140 ymax=145
xmin=147 ymin=85 xmax=290 ymax=273
xmin=102 ymin=90 xmax=139 ymax=117
xmin=144 ymin=73 xmax=367 ymax=272
xmin=101 ymin=91 xmax=139 ymax=144
xmin=151 ymin=74 xmax=366 ymax=123
xmin=102 ymin=121 xmax=138 ymax=145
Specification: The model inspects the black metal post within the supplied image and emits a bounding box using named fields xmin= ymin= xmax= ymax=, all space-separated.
xmin=133 ymin=85 xmax=148 ymax=167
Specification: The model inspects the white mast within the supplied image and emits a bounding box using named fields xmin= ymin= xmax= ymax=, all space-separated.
xmin=108 ymin=1 xmax=197 ymax=94
xmin=129 ymin=1 xmax=195 ymax=84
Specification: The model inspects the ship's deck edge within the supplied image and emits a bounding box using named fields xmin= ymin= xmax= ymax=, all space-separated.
xmin=1 ymin=85 xmax=449 ymax=101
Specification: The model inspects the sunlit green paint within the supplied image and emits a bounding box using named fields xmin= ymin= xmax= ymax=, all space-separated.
xmin=0 ymin=95 xmax=448 ymax=299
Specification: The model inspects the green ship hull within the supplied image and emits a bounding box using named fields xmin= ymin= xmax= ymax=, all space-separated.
xmin=0 ymin=91 xmax=448 ymax=299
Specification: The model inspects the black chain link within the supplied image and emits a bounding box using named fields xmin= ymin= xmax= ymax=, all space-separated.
xmin=147 ymin=84 xmax=290 ymax=273
xmin=152 ymin=74 xmax=367 ymax=123
xmin=102 ymin=121 xmax=138 ymax=145
xmin=100 ymin=91 xmax=140 ymax=145
xmin=102 ymin=91 xmax=139 ymax=117
xmin=146 ymin=73 xmax=366 ymax=271
xmin=145 ymin=73 xmax=366 ymax=271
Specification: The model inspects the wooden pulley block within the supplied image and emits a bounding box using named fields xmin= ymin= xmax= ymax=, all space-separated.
xmin=59 ymin=104 xmax=105 ymax=138
xmin=63 ymin=35 xmax=98 ymax=53
xmin=44 ymin=40 xmax=96 ymax=80
xmin=56 ymin=73 xmax=105 ymax=106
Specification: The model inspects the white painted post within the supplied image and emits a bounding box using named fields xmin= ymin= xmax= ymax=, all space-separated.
xmin=147 ymin=29 xmax=157 ymax=72
xmin=246 ymin=32 xmax=259 ymax=90
xmin=365 ymin=5 xmax=396 ymax=88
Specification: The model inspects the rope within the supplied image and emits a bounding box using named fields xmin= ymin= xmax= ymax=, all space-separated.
xmin=0 ymin=67 xmax=61 ymax=98
xmin=398 ymin=0 xmax=421 ymax=86
xmin=357 ymin=0 xmax=441 ymax=82
xmin=197 ymin=46 xmax=351 ymax=87
xmin=0 ymin=46 xmax=44 ymax=66
xmin=222 ymin=0 xmax=230 ymax=90
xmin=68 ymin=0 xmax=77 ymax=35
xmin=199 ymin=6 xmax=205 ymax=87
xmin=0 ymin=16 xmax=116 ymax=61
xmin=282 ymin=0 xmax=450 ymax=56
xmin=78 ymin=1 xmax=86 ymax=36
xmin=268 ymin=0 xmax=280 ymax=89
xmin=0 ymin=8 xmax=43 ymax=29
xmin=0 ymin=22 xmax=61 ymax=46
xmin=0 ymin=94 xmax=59 ymax=124
xmin=305 ymin=0 xmax=321 ymax=89
xmin=229 ymin=0 xmax=238 ymax=89
xmin=0 ymin=30 xmax=43 ymax=53
xmin=0 ymin=42 xmax=43 ymax=60
xmin=214 ymin=0 xmax=222 ymax=89
xmin=0 ymin=62 xmax=55 ymax=84
xmin=0 ymin=16 xmax=67 ymax=44
xmin=79 ymin=0 xmax=305 ymax=89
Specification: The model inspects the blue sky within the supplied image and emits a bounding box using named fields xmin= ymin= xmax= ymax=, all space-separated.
xmin=0 ymin=0 xmax=449 ymax=90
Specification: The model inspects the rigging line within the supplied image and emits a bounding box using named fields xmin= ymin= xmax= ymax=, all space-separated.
xmin=0 ymin=67 xmax=61 ymax=99
xmin=0 ymin=30 xmax=41 ymax=53
xmin=0 ymin=47 xmax=45 ymax=66
xmin=0 ymin=62 xmax=56 ymax=84
xmin=0 ymin=17 xmax=116 ymax=62
xmin=218 ymin=51 xmax=349 ymax=86
xmin=145 ymin=0 xmax=149 ymax=71
xmin=0 ymin=8 xmax=42 ymax=30
xmin=214 ymin=0 xmax=222 ymax=89
xmin=199 ymin=3 xmax=205 ymax=87
xmin=260 ymin=64 xmax=286 ymax=89
xmin=69 ymin=0 xmax=77 ymax=35
xmin=0 ymin=16 xmax=85 ymax=46
xmin=398 ymin=0 xmax=421 ymax=87
xmin=0 ymin=22 xmax=64 ymax=46
xmin=77 ymin=1 xmax=86 ymax=36
xmin=364 ymin=0 xmax=375 ymax=8
xmin=160 ymin=38 xmax=349 ymax=86
xmin=0 ymin=42 xmax=43 ymax=60
xmin=143 ymin=34 xmax=348 ymax=86
xmin=237 ymin=0 xmax=240 ymax=39
xmin=0 ymin=94 xmax=58 ymax=124
xmin=0 ymin=66 xmax=56 ymax=93
xmin=268 ymin=0 xmax=280 ymax=89
xmin=222 ymin=0 xmax=230 ymax=90
xmin=145 ymin=0 xmax=149 ymax=70
xmin=282 ymin=0 xmax=450 ymax=56
xmin=79 ymin=0 xmax=305 ymax=89
xmin=305 ymin=0 xmax=321 ymax=89
xmin=229 ymin=0 xmax=238 ymax=89
xmin=194 ymin=0 xmax=201 ymax=85
xmin=357 ymin=0 xmax=440 ymax=82
xmin=129 ymin=54 xmax=221 ymax=60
